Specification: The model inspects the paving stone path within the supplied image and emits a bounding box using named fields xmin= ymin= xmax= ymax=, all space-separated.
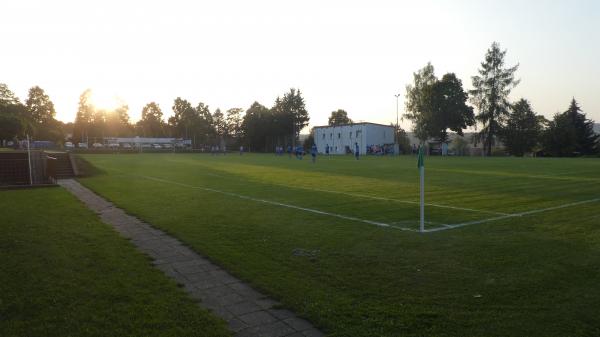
xmin=58 ymin=179 xmax=324 ymax=337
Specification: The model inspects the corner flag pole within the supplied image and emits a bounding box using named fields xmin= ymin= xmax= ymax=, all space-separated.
xmin=418 ymin=145 xmax=425 ymax=232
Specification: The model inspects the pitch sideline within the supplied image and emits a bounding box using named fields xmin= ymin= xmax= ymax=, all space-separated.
xmin=134 ymin=174 xmax=599 ymax=234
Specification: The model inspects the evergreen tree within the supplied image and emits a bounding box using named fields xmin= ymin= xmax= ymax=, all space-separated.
xmin=73 ymin=89 xmax=93 ymax=143
xmin=500 ymin=99 xmax=543 ymax=156
xmin=212 ymin=108 xmax=226 ymax=138
xmin=544 ymin=112 xmax=577 ymax=157
xmin=564 ymin=98 xmax=598 ymax=155
xmin=470 ymin=42 xmax=520 ymax=156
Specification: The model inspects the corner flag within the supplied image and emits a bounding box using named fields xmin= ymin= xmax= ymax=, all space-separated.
xmin=418 ymin=146 xmax=425 ymax=232
xmin=417 ymin=146 xmax=424 ymax=169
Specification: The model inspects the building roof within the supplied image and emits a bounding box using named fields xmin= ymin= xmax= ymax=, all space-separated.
xmin=313 ymin=122 xmax=394 ymax=129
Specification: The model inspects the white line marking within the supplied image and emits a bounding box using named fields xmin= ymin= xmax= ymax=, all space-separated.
xmin=127 ymin=174 xmax=599 ymax=234
xmin=425 ymin=197 xmax=600 ymax=233
xmin=291 ymin=185 xmax=513 ymax=216
xmin=138 ymin=174 xmax=419 ymax=232
xmin=164 ymin=158 xmax=511 ymax=216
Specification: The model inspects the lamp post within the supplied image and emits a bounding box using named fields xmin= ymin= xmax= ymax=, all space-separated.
xmin=394 ymin=93 xmax=401 ymax=153
xmin=394 ymin=93 xmax=401 ymax=132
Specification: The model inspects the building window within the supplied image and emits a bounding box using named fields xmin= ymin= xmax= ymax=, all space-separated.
xmin=330 ymin=133 xmax=332 ymax=139
xmin=322 ymin=133 xmax=325 ymax=139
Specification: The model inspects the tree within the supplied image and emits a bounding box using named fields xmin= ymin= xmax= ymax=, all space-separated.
xmin=0 ymin=84 xmax=25 ymax=141
xmin=395 ymin=127 xmax=412 ymax=154
xmin=303 ymin=128 xmax=315 ymax=148
xmin=0 ymin=83 xmax=21 ymax=106
xmin=543 ymin=112 xmax=577 ymax=157
xmin=104 ymin=103 xmax=133 ymax=137
xmin=169 ymin=97 xmax=196 ymax=138
xmin=500 ymin=99 xmax=543 ymax=156
xmin=451 ymin=136 xmax=470 ymax=156
xmin=137 ymin=102 xmax=166 ymax=137
xmin=0 ymin=107 xmax=25 ymax=142
xmin=225 ymin=108 xmax=244 ymax=145
xmin=24 ymin=86 xmax=63 ymax=141
xmin=470 ymin=42 xmax=520 ymax=156
xmin=25 ymin=86 xmax=56 ymax=125
xmin=564 ymin=98 xmax=598 ymax=155
xmin=274 ymin=88 xmax=309 ymax=145
xmin=73 ymin=89 xmax=93 ymax=143
xmin=404 ymin=62 xmax=437 ymax=143
xmin=328 ymin=109 xmax=352 ymax=126
xmin=212 ymin=108 xmax=226 ymax=140
xmin=425 ymin=73 xmax=474 ymax=144
xmin=195 ymin=102 xmax=215 ymax=145
xmin=543 ymin=99 xmax=598 ymax=156
xmin=241 ymin=101 xmax=274 ymax=151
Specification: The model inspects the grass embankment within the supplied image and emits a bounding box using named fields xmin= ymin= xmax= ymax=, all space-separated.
xmin=0 ymin=187 xmax=230 ymax=337
xmin=78 ymin=153 xmax=600 ymax=336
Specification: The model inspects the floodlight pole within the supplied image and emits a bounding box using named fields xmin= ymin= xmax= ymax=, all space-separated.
xmin=395 ymin=93 xmax=400 ymax=131
xmin=395 ymin=93 xmax=401 ymax=154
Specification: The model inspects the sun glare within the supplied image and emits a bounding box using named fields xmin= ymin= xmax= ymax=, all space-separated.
xmin=89 ymin=91 xmax=120 ymax=111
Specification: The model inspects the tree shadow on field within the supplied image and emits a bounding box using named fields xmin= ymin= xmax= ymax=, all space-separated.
xmin=74 ymin=155 xmax=107 ymax=177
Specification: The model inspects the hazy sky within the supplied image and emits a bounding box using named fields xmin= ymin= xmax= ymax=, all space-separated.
xmin=2 ymin=0 xmax=599 ymax=131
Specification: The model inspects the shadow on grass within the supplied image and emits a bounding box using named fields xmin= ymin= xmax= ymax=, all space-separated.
xmin=74 ymin=155 xmax=107 ymax=177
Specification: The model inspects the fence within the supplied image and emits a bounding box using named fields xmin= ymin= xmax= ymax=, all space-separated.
xmin=0 ymin=151 xmax=54 ymax=186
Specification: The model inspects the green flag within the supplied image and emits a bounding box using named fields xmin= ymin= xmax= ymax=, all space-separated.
xmin=417 ymin=146 xmax=424 ymax=168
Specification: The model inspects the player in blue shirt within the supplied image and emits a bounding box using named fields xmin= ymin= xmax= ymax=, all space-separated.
xmin=295 ymin=146 xmax=304 ymax=159
xmin=311 ymin=144 xmax=317 ymax=163
xmin=355 ymin=142 xmax=360 ymax=160
xmin=325 ymin=144 xmax=330 ymax=156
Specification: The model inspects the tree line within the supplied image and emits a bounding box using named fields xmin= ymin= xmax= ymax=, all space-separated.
xmin=0 ymin=86 xmax=310 ymax=152
xmin=2 ymin=42 xmax=598 ymax=156
xmin=405 ymin=42 xmax=598 ymax=157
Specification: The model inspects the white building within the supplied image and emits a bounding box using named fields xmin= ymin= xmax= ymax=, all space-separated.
xmin=314 ymin=122 xmax=395 ymax=155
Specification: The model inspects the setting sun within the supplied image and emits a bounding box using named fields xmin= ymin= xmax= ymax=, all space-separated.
xmin=88 ymin=91 xmax=121 ymax=112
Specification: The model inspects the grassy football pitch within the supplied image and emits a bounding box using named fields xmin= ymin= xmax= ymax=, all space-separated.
xmin=0 ymin=186 xmax=229 ymax=337
xmin=78 ymin=153 xmax=600 ymax=336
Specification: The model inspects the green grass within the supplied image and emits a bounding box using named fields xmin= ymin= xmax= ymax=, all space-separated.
xmin=78 ymin=153 xmax=600 ymax=336
xmin=0 ymin=187 xmax=230 ymax=337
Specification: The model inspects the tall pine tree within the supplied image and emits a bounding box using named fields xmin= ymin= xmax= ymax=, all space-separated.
xmin=470 ymin=42 xmax=520 ymax=156
xmin=564 ymin=98 xmax=598 ymax=155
